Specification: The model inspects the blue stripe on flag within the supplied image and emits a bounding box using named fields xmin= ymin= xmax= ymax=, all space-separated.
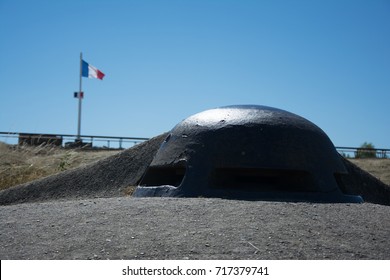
xmin=82 ymin=60 xmax=89 ymax=77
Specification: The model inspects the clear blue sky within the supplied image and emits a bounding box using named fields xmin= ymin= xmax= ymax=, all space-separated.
xmin=0 ymin=0 xmax=389 ymax=148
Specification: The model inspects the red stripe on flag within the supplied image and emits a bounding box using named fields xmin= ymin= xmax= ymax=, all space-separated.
xmin=96 ymin=70 xmax=105 ymax=80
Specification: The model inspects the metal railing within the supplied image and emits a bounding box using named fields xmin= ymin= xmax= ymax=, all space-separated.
xmin=1 ymin=131 xmax=389 ymax=156
xmin=0 ymin=131 xmax=149 ymax=150
xmin=336 ymin=146 xmax=390 ymax=159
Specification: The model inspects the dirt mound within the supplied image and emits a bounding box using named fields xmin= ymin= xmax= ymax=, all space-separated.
xmin=349 ymin=159 xmax=390 ymax=185
xmin=340 ymin=158 xmax=390 ymax=205
xmin=0 ymin=132 xmax=389 ymax=206
xmin=0 ymin=133 xmax=167 ymax=205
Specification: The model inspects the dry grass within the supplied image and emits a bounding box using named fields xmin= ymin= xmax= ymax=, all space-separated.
xmin=123 ymin=186 xmax=137 ymax=196
xmin=349 ymin=158 xmax=390 ymax=186
xmin=0 ymin=142 xmax=119 ymax=191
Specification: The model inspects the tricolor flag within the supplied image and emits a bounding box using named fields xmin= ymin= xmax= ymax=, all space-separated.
xmin=82 ymin=60 xmax=105 ymax=80
xmin=74 ymin=91 xmax=84 ymax=99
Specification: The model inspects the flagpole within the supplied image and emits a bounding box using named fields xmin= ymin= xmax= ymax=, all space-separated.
xmin=77 ymin=52 xmax=83 ymax=142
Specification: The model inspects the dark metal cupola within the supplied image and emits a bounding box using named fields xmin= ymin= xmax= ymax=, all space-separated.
xmin=134 ymin=105 xmax=363 ymax=203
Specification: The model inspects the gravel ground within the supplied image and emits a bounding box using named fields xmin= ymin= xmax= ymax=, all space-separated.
xmin=0 ymin=197 xmax=389 ymax=260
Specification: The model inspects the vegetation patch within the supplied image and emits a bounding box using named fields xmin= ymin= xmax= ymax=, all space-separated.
xmin=0 ymin=142 xmax=119 ymax=191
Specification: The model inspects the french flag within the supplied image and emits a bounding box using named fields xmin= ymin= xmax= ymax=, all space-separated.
xmin=82 ymin=60 xmax=105 ymax=80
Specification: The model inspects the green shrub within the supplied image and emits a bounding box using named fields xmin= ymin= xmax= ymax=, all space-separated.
xmin=355 ymin=142 xmax=377 ymax=158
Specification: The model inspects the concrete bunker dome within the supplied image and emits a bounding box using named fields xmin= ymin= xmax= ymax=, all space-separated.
xmin=134 ymin=105 xmax=363 ymax=203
